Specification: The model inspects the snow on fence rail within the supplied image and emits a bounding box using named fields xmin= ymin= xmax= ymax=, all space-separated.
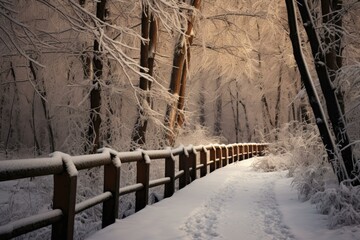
xmin=0 ymin=143 xmax=268 ymax=240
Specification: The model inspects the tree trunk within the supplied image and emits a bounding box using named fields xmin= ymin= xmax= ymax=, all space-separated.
xmin=131 ymin=4 xmax=158 ymax=150
xmin=87 ymin=0 xmax=106 ymax=153
xmin=239 ymin=99 xmax=250 ymax=142
xmin=198 ymin=81 xmax=206 ymax=127
xmin=105 ymin=61 xmax=114 ymax=145
xmin=214 ymin=77 xmax=222 ymax=136
xmin=256 ymin=21 xmax=274 ymax=135
xmin=228 ymin=82 xmax=241 ymax=143
xmin=321 ymin=0 xmax=345 ymax=113
xmin=164 ymin=0 xmax=201 ymax=145
xmin=274 ymin=54 xmax=283 ymax=140
xmin=30 ymin=92 xmax=41 ymax=156
xmin=29 ymin=60 xmax=55 ymax=153
xmin=175 ymin=46 xmax=190 ymax=130
xmin=285 ymin=0 xmax=345 ymax=182
xmin=4 ymin=62 xmax=21 ymax=156
xmin=295 ymin=0 xmax=357 ymax=184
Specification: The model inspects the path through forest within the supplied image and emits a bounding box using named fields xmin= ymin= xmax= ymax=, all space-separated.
xmin=88 ymin=157 xmax=360 ymax=240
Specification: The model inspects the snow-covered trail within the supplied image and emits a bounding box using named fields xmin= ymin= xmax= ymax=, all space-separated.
xmin=180 ymin=162 xmax=293 ymax=240
xmin=88 ymin=158 xmax=292 ymax=240
xmin=87 ymin=157 xmax=360 ymax=240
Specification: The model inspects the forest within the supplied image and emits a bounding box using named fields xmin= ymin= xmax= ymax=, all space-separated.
xmin=0 ymin=0 xmax=360 ymax=239
xmin=0 ymin=0 xmax=322 ymax=154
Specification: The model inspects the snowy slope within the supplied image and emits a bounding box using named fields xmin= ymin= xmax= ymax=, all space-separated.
xmin=87 ymin=157 xmax=360 ymax=240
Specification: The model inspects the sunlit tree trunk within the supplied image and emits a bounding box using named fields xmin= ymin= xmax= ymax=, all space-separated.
xmin=175 ymin=43 xmax=191 ymax=130
xmin=165 ymin=0 xmax=201 ymax=145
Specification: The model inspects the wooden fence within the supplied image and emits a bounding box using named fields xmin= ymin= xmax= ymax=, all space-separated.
xmin=0 ymin=143 xmax=268 ymax=240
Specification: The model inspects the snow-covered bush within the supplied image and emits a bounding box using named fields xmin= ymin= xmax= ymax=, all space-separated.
xmin=174 ymin=125 xmax=225 ymax=147
xmin=253 ymin=121 xmax=360 ymax=227
xmin=311 ymin=184 xmax=360 ymax=228
xmin=253 ymin=122 xmax=334 ymax=201
xmin=252 ymin=121 xmax=330 ymax=183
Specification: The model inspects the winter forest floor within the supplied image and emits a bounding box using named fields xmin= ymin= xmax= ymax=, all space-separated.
xmin=88 ymin=157 xmax=360 ymax=240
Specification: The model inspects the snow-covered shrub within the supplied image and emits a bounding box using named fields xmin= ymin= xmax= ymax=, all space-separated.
xmin=292 ymin=164 xmax=329 ymax=201
xmin=253 ymin=121 xmax=360 ymax=227
xmin=251 ymin=152 xmax=293 ymax=172
xmin=0 ymin=176 xmax=53 ymax=239
xmin=252 ymin=122 xmax=334 ymax=201
xmin=174 ymin=125 xmax=224 ymax=146
xmin=311 ymin=184 xmax=360 ymax=228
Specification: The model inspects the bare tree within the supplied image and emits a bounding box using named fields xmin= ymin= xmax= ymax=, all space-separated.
xmin=295 ymin=0 xmax=358 ymax=184
xmin=285 ymin=0 xmax=351 ymax=183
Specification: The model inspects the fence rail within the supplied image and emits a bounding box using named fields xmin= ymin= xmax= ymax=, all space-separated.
xmin=0 ymin=143 xmax=268 ymax=240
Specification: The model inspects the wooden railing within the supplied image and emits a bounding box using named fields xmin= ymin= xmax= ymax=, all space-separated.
xmin=0 ymin=143 xmax=268 ymax=240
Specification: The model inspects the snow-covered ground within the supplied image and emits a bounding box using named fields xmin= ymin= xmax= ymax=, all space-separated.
xmin=88 ymin=157 xmax=360 ymax=240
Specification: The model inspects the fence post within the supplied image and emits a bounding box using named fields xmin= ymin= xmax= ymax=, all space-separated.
xmin=228 ymin=145 xmax=233 ymax=164
xmin=136 ymin=152 xmax=150 ymax=212
xmin=249 ymin=144 xmax=252 ymax=158
xmin=244 ymin=144 xmax=248 ymax=159
xmin=210 ymin=146 xmax=216 ymax=172
xmin=189 ymin=147 xmax=197 ymax=181
xmin=179 ymin=147 xmax=190 ymax=189
xmin=165 ymin=153 xmax=175 ymax=198
xmin=102 ymin=150 xmax=121 ymax=228
xmin=233 ymin=144 xmax=238 ymax=162
xmin=222 ymin=145 xmax=227 ymax=167
xmin=239 ymin=144 xmax=244 ymax=160
xmin=216 ymin=146 xmax=222 ymax=169
xmin=52 ymin=153 xmax=77 ymax=240
xmin=200 ymin=147 xmax=208 ymax=177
